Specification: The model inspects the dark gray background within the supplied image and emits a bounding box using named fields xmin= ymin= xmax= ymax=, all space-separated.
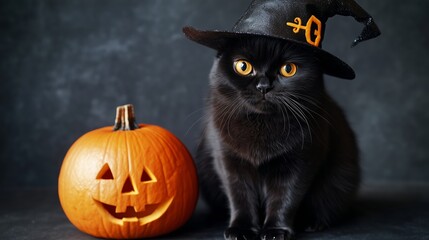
xmin=0 ymin=0 xmax=428 ymax=189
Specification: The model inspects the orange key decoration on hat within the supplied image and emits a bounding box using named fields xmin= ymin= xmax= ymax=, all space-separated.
xmin=287 ymin=15 xmax=322 ymax=47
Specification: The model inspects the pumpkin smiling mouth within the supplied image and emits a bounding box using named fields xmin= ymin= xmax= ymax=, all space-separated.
xmin=94 ymin=197 xmax=174 ymax=225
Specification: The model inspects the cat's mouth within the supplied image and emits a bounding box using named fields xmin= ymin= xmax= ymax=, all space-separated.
xmin=243 ymin=93 xmax=277 ymax=113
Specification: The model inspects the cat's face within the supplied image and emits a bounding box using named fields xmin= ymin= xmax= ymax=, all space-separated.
xmin=210 ymin=36 xmax=324 ymax=114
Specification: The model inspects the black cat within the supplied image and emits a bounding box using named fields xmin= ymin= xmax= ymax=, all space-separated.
xmin=196 ymin=36 xmax=360 ymax=240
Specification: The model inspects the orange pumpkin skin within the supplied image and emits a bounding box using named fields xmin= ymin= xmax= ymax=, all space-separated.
xmin=58 ymin=109 xmax=198 ymax=239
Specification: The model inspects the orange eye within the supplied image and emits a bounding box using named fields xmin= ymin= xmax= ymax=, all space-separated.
xmin=234 ymin=60 xmax=254 ymax=76
xmin=280 ymin=63 xmax=297 ymax=77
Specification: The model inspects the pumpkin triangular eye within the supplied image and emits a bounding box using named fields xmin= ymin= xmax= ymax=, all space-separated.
xmin=141 ymin=168 xmax=156 ymax=183
xmin=96 ymin=163 xmax=114 ymax=180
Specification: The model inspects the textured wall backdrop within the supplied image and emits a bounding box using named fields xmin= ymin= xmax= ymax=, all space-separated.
xmin=0 ymin=0 xmax=428 ymax=188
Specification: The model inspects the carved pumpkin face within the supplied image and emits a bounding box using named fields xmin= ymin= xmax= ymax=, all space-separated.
xmin=58 ymin=105 xmax=198 ymax=239
xmin=92 ymin=160 xmax=173 ymax=227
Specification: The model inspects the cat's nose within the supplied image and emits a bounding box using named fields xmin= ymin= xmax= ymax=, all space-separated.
xmin=256 ymin=82 xmax=273 ymax=94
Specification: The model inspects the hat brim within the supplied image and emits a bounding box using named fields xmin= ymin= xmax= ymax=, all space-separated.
xmin=183 ymin=27 xmax=355 ymax=80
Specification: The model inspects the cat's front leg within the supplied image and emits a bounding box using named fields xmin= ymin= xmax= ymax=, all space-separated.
xmin=259 ymin=180 xmax=297 ymax=240
xmin=221 ymin=154 xmax=261 ymax=240
xmin=259 ymin=158 xmax=314 ymax=240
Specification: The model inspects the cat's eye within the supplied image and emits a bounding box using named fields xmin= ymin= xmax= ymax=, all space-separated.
xmin=280 ymin=63 xmax=297 ymax=77
xmin=234 ymin=60 xmax=254 ymax=76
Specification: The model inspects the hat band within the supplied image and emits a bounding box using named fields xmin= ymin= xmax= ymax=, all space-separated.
xmin=286 ymin=15 xmax=322 ymax=47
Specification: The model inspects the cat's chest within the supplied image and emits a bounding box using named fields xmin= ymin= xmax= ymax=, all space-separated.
xmin=211 ymin=112 xmax=307 ymax=162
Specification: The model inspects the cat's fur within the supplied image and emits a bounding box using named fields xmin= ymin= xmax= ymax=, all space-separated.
xmin=196 ymin=36 xmax=359 ymax=240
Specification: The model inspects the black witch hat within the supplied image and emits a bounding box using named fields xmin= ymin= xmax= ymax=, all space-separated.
xmin=183 ymin=0 xmax=380 ymax=79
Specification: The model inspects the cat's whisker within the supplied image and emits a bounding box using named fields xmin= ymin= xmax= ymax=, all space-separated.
xmin=288 ymin=97 xmax=330 ymax=140
xmin=289 ymin=93 xmax=324 ymax=114
xmin=215 ymin=109 xmax=230 ymax=132
xmin=225 ymin=99 xmax=245 ymax=139
xmin=184 ymin=106 xmax=209 ymax=136
xmin=279 ymin=98 xmax=305 ymax=149
xmin=277 ymin=100 xmax=289 ymax=135
xmin=216 ymin=105 xmax=231 ymax=135
xmin=286 ymin=98 xmax=313 ymax=145
xmin=288 ymin=92 xmax=332 ymax=125
xmin=214 ymin=95 xmax=243 ymax=139
xmin=288 ymin=92 xmax=322 ymax=107
xmin=184 ymin=107 xmax=206 ymax=121
xmin=185 ymin=112 xmax=208 ymax=137
xmin=287 ymin=97 xmax=315 ymax=123
xmin=272 ymin=96 xmax=291 ymax=138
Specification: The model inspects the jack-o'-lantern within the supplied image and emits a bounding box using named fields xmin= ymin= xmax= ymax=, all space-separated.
xmin=58 ymin=104 xmax=198 ymax=239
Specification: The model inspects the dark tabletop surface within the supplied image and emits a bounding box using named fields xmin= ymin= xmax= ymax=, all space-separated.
xmin=1 ymin=183 xmax=429 ymax=240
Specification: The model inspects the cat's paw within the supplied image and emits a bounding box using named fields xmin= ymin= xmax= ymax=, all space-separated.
xmin=260 ymin=228 xmax=294 ymax=240
xmin=224 ymin=227 xmax=258 ymax=240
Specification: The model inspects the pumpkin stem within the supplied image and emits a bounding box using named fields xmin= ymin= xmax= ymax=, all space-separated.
xmin=113 ymin=104 xmax=139 ymax=131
